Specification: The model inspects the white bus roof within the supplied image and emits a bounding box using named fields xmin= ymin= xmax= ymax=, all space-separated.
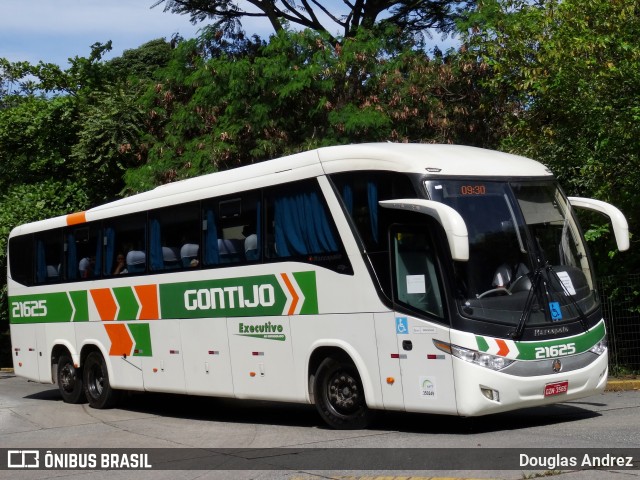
xmin=10 ymin=143 xmax=552 ymax=236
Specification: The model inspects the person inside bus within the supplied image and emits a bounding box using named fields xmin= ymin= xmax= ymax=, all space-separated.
xmin=79 ymin=256 xmax=95 ymax=279
xmin=113 ymin=253 xmax=127 ymax=275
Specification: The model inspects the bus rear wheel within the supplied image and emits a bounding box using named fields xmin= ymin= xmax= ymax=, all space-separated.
xmin=313 ymin=356 xmax=372 ymax=429
xmin=57 ymin=354 xmax=86 ymax=404
xmin=83 ymin=351 xmax=120 ymax=409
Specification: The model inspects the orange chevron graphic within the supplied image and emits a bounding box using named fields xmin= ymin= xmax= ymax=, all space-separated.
xmin=91 ymin=288 xmax=117 ymax=321
xmin=280 ymin=273 xmax=299 ymax=315
xmin=134 ymin=284 xmax=159 ymax=320
xmin=104 ymin=323 xmax=133 ymax=356
xmin=495 ymin=339 xmax=510 ymax=357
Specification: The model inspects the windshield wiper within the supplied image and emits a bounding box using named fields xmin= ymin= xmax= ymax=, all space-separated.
xmin=511 ymin=265 xmax=543 ymax=340
xmin=511 ymin=262 xmax=589 ymax=340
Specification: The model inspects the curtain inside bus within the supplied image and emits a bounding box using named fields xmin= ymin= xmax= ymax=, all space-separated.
xmin=274 ymin=191 xmax=337 ymax=256
xmin=66 ymin=233 xmax=77 ymax=281
xmin=203 ymin=209 xmax=220 ymax=265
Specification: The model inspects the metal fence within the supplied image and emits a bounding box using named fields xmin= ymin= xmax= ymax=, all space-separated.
xmin=599 ymin=274 xmax=640 ymax=374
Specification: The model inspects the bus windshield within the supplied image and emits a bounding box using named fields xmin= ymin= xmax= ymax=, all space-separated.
xmin=425 ymin=179 xmax=598 ymax=328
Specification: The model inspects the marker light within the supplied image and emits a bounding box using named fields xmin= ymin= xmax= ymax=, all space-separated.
xmin=480 ymin=386 xmax=500 ymax=402
xmin=433 ymin=339 xmax=515 ymax=371
xmin=589 ymin=337 xmax=607 ymax=356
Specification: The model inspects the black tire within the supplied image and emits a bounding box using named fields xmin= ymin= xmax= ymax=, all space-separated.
xmin=57 ymin=354 xmax=86 ymax=404
xmin=83 ymin=351 xmax=120 ymax=409
xmin=313 ymin=356 xmax=372 ymax=429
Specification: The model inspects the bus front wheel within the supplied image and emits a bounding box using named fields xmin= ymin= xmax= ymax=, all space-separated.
xmin=313 ymin=357 xmax=372 ymax=429
xmin=57 ymin=354 xmax=86 ymax=404
xmin=83 ymin=351 xmax=120 ymax=409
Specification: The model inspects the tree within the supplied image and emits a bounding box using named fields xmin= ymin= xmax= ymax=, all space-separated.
xmin=461 ymin=0 xmax=640 ymax=275
xmin=151 ymin=0 xmax=475 ymax=44
xmin=124 ymin=29 xmax=494 ymax=192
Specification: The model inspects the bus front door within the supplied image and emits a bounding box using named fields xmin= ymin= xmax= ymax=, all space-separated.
xmin=390 ymin=226 xmax=458 ymax=415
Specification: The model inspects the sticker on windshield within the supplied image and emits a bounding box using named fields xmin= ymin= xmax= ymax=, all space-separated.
xmin=406 ymin=275 xmax=426 ymax=294
xmin=549 ymin=302 xmax=563 ymax=321
xmin=556 ymin=271 xmax=576 ymax=296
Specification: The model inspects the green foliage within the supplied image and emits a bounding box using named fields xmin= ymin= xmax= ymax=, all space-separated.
xmin=70 ymin=85 xmax=148 ymax=203
xmin=0 ymin=96 xmax=76 ymax=189
xmin=462 ymin=0 xmax=640 ymax=275
xmin=152 ymin=0 xmax=475 ymax=44
xmin=0 ymin=180 xmax=90 ymax=340
xmin=125 ymin=28 xmax=495 ymax=192
xmin=106 ymin=38 xmax=174 ymax=81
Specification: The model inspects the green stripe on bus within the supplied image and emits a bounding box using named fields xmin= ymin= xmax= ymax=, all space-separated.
xmin=9 ymin=291 xmax=89 ymax=324
xmin=159 ymin=271 xmax=318 ymax=319
xmin=113 ymin=286 xmax=139 ymax=321
xmin=293 ymin=271 xmax=318 ymax=315
xmin=475 ymin=321 xmax=605 ymax=360
xmin=129 ymin=323 xmax=153 ymax=356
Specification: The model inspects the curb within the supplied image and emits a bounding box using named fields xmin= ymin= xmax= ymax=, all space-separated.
xmin=604 ymin=379 xmax=640 ymax=392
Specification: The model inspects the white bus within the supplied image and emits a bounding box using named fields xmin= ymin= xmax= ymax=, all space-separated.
xmin=8 ymin=143 xmax=629 ymax=429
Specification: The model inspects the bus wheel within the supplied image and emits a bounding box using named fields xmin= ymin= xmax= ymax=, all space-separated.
xmin=57 ymin=355 xmax=86 ymax=404
xmin=83 ymin=351 xmax=120 ymax=409
xmin=314 ymin=357 xmax=372 ymax=429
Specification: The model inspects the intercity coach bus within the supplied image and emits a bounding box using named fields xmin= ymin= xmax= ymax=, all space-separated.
xmin=7 ymin=143 xmax=629 ymax=429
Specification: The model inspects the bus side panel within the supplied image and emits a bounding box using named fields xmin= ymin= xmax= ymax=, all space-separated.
xmin=396 ymin=315 xmax=457 ymax=415
xmin=141 ymin=320 xmax=186 ymax=394
xmin=9 ymin=324 xmax=41 ymax=382
xmin=43 ymin=323 xmax=77 ymax=383
xmin=182 ymin=317 xmax=234 ymax=397
xmin=291 ymin=313 xmax=384 ymax=410
xmin=74 ymin=321 xmax=144 ymax=391
xmin=373 ymin=312 xmax=405 ymax=410
xmin=227 ymin=316 xmax=297 ymax=401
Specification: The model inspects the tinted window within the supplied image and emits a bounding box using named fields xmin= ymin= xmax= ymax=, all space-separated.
xmin=149 ymin=203 xmax=200 ymax=271
xmin=331 ymin=171 xmax=416 ymax=251
xmin=9 ymin=235 xmax=34 ymax=285
xmin=103 ymin=213 xmax=147 ymax=276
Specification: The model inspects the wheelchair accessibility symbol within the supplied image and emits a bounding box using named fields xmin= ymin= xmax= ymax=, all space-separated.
xmin=549 ymin=302 xmax=562 ymax=321
xmin=396 ymin=317 xmax=408 ymax=334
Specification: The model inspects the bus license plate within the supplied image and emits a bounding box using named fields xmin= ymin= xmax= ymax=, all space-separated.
xmin=544 ymin=381 xmax=569 ymax=397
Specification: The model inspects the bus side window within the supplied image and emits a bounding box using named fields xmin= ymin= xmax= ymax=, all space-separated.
xmin=149 ymin=202 xmax=200 ymax=272
xmin=331 ymin=171 xmax=416 ymax=252
xmin=265 ymin=179 xmax=348 ymax=274
xmin=34 ymin=231 xmax=64 ymax=284
xmin=9 ymin=235 xmax=34 ymax=286
xmin=102 ymin=213 xmax=147 ymax=276
xmin=65 ymin=225 xmax=100 ymax=281
xmin=202 ymin=192 xmax=260 ymax=267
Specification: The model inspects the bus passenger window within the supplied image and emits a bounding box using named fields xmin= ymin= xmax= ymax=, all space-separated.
xmin=202 ymin=192 xmax=260 ymax=267
xmin=9 ymin=235 xmax=34 ymax=285
xmin=34 ymin=232 xmax=64 ymax=284
xmin=267 ymin=182 xmax=338 ymax=258
xmin=148 ymin=202 xmax=200 ymax=272
xmin=66 ymin=225 xmax=100 ymax=281
xmin=263 ymin=180 xmax=351 ymax=274
xmin=102 ymin=213 xmax=146 ymax=276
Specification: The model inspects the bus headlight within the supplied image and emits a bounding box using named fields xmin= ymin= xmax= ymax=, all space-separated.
xmin=589 ymin=337 xmax=607 ymax=356
xmin=434 ymin=340 xmax=515 ymax=371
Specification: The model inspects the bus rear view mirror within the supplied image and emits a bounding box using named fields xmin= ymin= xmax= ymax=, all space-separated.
xmin=379 ymin=199 xmax=469 ymax=261
xmin=568 ymin=197 xmax=630 ymax=252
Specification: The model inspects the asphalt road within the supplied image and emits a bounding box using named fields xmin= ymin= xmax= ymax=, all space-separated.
xmin=0 ymin=371 xmax=639 ymax=480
